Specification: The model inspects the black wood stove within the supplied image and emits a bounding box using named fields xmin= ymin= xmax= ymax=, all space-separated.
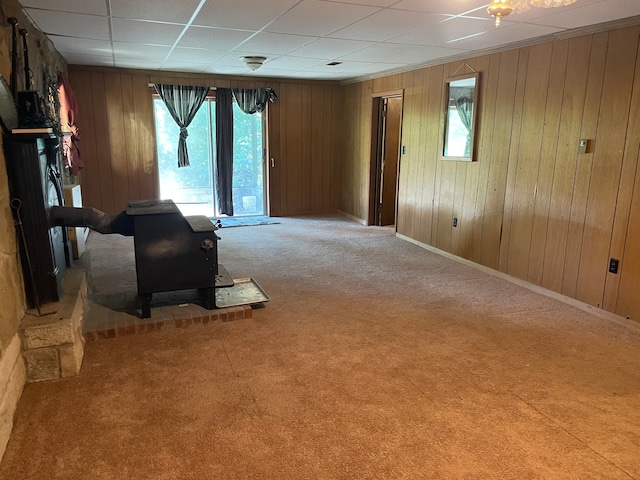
xmin=53 ymin=199 xmax=234 ymax=318
xmin=126 ymin=199 xmax=232 ymax=317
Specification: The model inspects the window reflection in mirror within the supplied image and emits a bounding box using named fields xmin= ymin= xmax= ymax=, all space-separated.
xmin=441 ymin=72 xmax=479 ymax=162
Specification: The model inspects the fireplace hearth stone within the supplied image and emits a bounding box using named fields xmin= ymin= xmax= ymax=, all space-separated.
xmin=19 ymin=263 xmax=87 ymax=382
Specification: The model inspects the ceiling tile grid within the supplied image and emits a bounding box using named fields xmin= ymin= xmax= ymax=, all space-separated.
xmin=17 ymin=0 xmax=640 ymax=81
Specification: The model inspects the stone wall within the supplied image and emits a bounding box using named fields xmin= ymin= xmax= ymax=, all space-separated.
xmin=0 ymin=0 xmax=68 ymax=460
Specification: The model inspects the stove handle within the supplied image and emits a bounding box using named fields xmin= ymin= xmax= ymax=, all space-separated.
xmin=200 ymin=238 xmax=216 ymax=252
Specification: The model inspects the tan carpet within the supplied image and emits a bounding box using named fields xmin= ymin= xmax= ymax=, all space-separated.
xmin=2 ymin=215 xmax=640 ymax=479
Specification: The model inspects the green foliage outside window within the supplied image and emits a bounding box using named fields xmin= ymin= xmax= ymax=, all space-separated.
xmin=154 ymin=98 xmax=264 ymax=216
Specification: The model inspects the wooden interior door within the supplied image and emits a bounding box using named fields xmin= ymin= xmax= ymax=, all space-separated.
xmin=376 ymin=96 xmax=403 ymax=226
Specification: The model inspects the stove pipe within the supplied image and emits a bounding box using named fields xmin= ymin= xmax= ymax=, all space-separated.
xmin=51 ymin=206 xmax=134 ymax=236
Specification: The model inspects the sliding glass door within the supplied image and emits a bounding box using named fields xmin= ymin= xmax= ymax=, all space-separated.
xmin=153 ymin=98 xmax=265 ymax=217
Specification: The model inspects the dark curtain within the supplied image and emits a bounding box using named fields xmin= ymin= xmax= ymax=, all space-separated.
xmin=216 ymin=88 xmax=234 ymax=215
xmin=231 ymin=87 xmax=277 ymax=114
xmin=154 ymin=83 xmax=209 ymax=167
xmin=454 ymin=94 xmax=473 ymax=157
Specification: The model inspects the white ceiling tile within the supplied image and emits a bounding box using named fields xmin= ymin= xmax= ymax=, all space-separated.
xmin=343 ymin=62 xmax=406 ymax=75
xmin=237 ymin=32 xmax=317 ymax=55
xmin=114 ymin=58 xmax=165 ymax=70
xmin=390 ymin=45 xmax=469 ymax=64
xmin=19 ymin=0 xmax=640 ymax=81
xmin=303 ymin=60 xmax=374 ymax=72
xmin=265 ymin=0 xmax=381 ymax=36
xmin=389 ymin=17 xmax=494 ymax=45
xmin=203 ymin=64 xmax=248 ymax=75
xmin=193 ymin=0 xmax=301 ymax=30
xmin=516 ymin=0 xmax=640 ymax=29
xmin=259 ymin=55 xmax=327 ymax=70
xmin=62 ymin=52 xmax=114 ymax=66
xmin=178 ymin=26 xmax=255 ymax=50
xmin=289 ymin=38 xmax=375 ymax=59
xmin=21 ymin=0 xmax=107 ymax=15
xmin=111 ymin=19 xmax=185 ymax=45
xmin=166 ymin=47 xmax=227 ymax=64
xmin=212 ymin=52 xmax=266 ymax=68
xmin=391 ymin=0 xmax=488 ymax=15
xmin=110 ymin=0 xmax=202 ymax=24
xmin=322 ymin=0 xmax=398 ymax=6
xmin=25 ymin=9 xmax=110 ymax=40
xmin=329 ymin=8 xmax=442 ymax=41
xmin=337 ymin=42 xmax=456 ymax=63
xmin=48 ymin=36 xmax=112 ymax=56
xmin=112 ymin=43 xmax=172 ymax=60
xmin=451 ymin=22 xmax=564 ymax=50
xmin=159 ymin=62 xmax=210 ymax=73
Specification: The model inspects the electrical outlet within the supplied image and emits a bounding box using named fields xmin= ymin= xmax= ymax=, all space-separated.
xmin=578 ymin=139 xmax=589 ymax=154
xmin=609 ymin=258 xmax=619 ymax=274
xmin=452 ymin=217 xmax=458 ymax=228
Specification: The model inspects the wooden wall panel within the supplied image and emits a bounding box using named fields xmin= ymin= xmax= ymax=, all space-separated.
xmin=131 ymin=75 xmax=157 ymax=200
xmin=73 ymin=70 xmax=101 ymax=210
xmin=604 ymin=35 xmax=640 ymax=317
xmin=541 ymin=35 xmax=591 ymax=292
xmin=399 ymin=70 xmax=422 ymax=239
xmin=339 ymin=22 xmax=640 ymax=321
xmin=340 ymin=81 xmax=373 ymax=220
xmin=575 ymin=27 xmax=639 ymax=307
xmin=285 ymin=84 xmax=303 ymax=214
xmin=89 ymin=72 xmax=115 ymax=214
xmin=104 ymin=73 xmax=131 ymax=212
xmin=561 ymin=32 xmax=608 ymax=298
xmin=498 ymin=46 xmax=530 ymax=273
xmin=267 ymin=81 xmax=281 ymax=216
xmin=505 ymin=43 xmax=553 ymax=280
xmin=457 ymin=56 xmax=489 ymax=261
xmin=527 ymin=40 xmax=568 ymax=285
xmin=617 ymin=149 xmax=640 ymax=319
xmin=479 ymin=49 xmax=519 ymax=270
xmin=310 ymin=85 xmax=325 ymax=212
xmin=70 ymin=67 xmax=342 ymax=216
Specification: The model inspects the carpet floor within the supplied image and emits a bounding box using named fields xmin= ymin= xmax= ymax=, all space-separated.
xmin=1 ymin=215 xmax=639 ymax=479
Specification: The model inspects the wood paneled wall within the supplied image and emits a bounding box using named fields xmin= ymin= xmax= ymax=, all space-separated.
xmin=339 ymin=24 xmax=640 ymax=322
xmin=68 ymin=67 xmax=342 ymax=216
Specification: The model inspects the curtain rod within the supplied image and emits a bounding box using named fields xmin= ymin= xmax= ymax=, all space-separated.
xmin=148 ymin=83 xmax=217 ymax=89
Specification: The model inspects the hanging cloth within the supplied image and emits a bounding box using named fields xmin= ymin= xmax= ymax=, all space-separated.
xmin=57 ymin=72 xmax=84 ymax=175
xmin=216 ymin=88 xmax=234 ymax=215
xmin=231 ymin=87 xmax=277 ymax=114
xmin=154 ymin=83 xmax=209 ymax=167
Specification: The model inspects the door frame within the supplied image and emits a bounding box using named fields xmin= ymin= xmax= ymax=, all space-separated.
xmin=368 ymin=89 xmax=404 ymax=227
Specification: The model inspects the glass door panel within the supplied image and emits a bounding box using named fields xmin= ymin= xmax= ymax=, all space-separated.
xmin=154 ymin=97 xmax=265 ymax=218
xmin=154 ymin=99 xmax=215 ymax=217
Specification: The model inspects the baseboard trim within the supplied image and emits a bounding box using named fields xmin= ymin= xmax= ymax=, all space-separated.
xmin=337 ymin=210 xmax=367 ymax=225
xmin=396 ymin=233 xmax=640 ymax=333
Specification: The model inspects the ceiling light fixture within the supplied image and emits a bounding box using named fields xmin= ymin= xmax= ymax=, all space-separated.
xmin=240 ymin=56 xmax=267 ymax=71
xmin=487 ymin=0 xmax=578 ymax=27
xmin=487 ymin=0 xmax=513 ymax=27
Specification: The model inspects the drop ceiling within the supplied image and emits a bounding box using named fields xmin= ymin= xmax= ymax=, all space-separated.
xmin=19 ymin=0 xmax=640 ymax=82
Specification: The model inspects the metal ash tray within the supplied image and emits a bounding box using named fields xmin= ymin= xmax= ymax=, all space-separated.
xmin=215 ymin=278 xmax=270 ymax=308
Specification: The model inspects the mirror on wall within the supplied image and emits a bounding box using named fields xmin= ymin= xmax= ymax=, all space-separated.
xmin=441 ymin=72 xmax=479 ymax=162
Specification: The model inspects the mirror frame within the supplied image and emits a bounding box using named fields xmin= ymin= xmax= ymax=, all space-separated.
xmin=440 ymin=72 xmax=480 ymax=162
